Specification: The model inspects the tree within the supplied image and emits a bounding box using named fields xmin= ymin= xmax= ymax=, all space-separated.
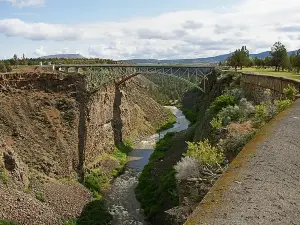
xmin=11 ymin=54 xmax=18 ymax=66
xmin=270 ymin=42 xmax=288 ymax=71
xmin=290 ymin=50 xmax=300 ymax=73
xmin=0 ymin=62 xmax=7 ymax=73
xmin=227 ymin=46 xmax=250 ymax=70
xmin=282 ymin=54 xmax=291 ymax=71
xmin=264 ymin=56 xmax=272 ymax=67
xmin=254 ymin=57 xmax=261 ymax=67
xmin=4 ymin=61 xmax=12 ymax=72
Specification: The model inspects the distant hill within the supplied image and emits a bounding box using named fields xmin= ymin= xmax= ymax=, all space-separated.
xmin=40 ymin=54 xmax=85 ymax=59
xmin=121 ymin=50 xmax=297 ymax=64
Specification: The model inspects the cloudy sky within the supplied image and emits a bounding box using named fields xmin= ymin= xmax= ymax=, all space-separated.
xmin=0 ymin=0 xmax=299 ymax=59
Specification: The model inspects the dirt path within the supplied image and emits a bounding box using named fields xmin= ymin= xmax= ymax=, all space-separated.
xmin=185 ymin=100 xmax=300 ymax=225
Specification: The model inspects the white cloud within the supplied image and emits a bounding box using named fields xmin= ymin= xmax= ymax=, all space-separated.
xmin=0 ymin=0 xmax=45 ymax=7
xmin=33 ymin=46 xmax=46 ymax=57
xmin=1 ymin=0 xmax=300 ymax=59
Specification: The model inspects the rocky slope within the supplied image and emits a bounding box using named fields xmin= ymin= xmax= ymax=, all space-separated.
xmin=0 ymin=72 xmax=170 ymax=224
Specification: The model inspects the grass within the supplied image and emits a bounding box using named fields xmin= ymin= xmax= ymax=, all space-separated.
xmin=135 ymin=132 xmax=179 ymax=221
xmin=0 ymin=220 xmax=19 ymax=225
xmin=238 ymin=67 xmax=300 ymax=80
xmin=35 ymin=191 xmax=45 ymax=202
xmin=157 ymin=109 xmax=176 ymax=132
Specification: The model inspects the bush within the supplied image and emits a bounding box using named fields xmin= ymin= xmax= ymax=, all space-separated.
xmin=252 ymin=104 xmax=268 ymax=128
xmin=0 ymin=63 xmax=7 ymax=73
xmin=4 ymin=62 xmax=12 ymax=72
xmin=35 ymin=191 xmax=45 ymax=202
xmin=77 ymin=200 xmax=113 ymax=225
xmin=182 ymin=109 xmax=198 ymax=125
xmin=262 ymin=89 xmax=272 ymax=105
xmin=210 ymin=116 xmax=222 ymax=129
xmin=135 ymin=132 xmax=178 ymax=221
xmin=174 ymin=156 xmax=201 ymax=180
xmin=63 ymin=219 xmax=77 ymax=225
xmin=239 ymin=98 xmax=255 ymax=118
xmin=217 ymin=105 xmax=243 ymax=125
xmin=223 ymin=88 xmax=244 ymax=101
xmin=84 ymin=172 xmax=102 ymax=199
xmin=185 ymin=140 xmax=224 ymax=167
xmin=219 ymin=131 xmax=255 ymax=155
xmin=209 ymin=94 xmax=237 ymax=117
xmin=275 ymin=99 xmax=293 ymax=113
xmin=283 ymin=85 xmax=298 ymax=100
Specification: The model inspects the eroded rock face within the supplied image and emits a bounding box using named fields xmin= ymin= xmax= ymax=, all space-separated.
xmin=3 ymin=149 xmax=29 ymax=188
xmin=0 ymin=72 xmax=170 ymax=224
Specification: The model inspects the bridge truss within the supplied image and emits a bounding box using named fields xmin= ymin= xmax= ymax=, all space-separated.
xmin=44 ymin=64 xmax=215 ymax=93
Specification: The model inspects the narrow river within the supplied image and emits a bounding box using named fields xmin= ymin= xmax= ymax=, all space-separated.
xmin=106 ymin=106 xmax=190 ymax=225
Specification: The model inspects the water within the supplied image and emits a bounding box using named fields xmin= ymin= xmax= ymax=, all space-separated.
xmin=106 ymin=106 xmax=190 ymax=225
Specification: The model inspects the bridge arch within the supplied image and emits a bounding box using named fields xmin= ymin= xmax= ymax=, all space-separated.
xmin=41 ymin=64 xmax=215 ymax=93
xmin=115 ymin=72 xmax=208 ymax=93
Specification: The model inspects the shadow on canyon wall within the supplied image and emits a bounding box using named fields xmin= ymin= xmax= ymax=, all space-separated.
xmin=112 ymin=86 xmax=123 ymax=146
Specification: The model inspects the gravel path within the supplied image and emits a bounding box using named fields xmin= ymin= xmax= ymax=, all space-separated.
xmin=185 ymin=100 xmax=300 ymax=225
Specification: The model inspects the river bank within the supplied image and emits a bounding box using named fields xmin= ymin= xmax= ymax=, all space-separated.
xmin=106 ymin=106 xmax=190 ymax=225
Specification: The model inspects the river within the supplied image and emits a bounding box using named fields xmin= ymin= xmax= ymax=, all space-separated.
xmin=106 ymin=106 xmax=190 ymax=225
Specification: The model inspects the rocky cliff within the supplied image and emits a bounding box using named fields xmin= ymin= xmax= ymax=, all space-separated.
xmin=0 ymin=72 xmax=169 ymax=224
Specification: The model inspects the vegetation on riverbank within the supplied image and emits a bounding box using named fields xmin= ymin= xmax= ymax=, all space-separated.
xmin=65 ymin=141 xmax=132 ymax=225
xmin=157 ymin=109 xmax=176 ymax=132
xmin=135 ymin=132 xmax=179 ymax=221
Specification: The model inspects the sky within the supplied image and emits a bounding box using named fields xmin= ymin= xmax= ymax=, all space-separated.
xmin=0 ymin=0 xmax=300 ymax=59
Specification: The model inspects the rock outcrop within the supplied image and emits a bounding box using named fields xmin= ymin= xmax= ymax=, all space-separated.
xmin=0 ymin=72 xmax=170 ymax=224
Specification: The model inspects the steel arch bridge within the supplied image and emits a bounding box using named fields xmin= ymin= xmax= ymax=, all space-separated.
xmin=42 ymin=64 xmax=215 ymax=93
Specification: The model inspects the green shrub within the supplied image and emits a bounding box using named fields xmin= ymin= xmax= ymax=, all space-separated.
xmin=135 ymin=132 xmax=178 ymax=221
xmin=0 ymin=63 xmax=7 ymax=73
xmin=283 ymin=85 xmax=298 ymax=100
xmin=63 ymin=219 xmax=77 ymax=225
xmin=219 ymin=131 xmax=255 ymax=155
xmin=217 ymin=105 xmax=243 ymax=125
xmin=182 ymin=109 xmax=198 ymax=125
xmin=114 ymin=140 xmax=132 ymax=167
xmin=210 ymin=116 xmax=222 ymax=129
xmin=223 ymin=88 xmax=244 ymax=101
xmin=84 ymin=172 xmax=102 ymax=199
xmin=35 ymin=191 xmax=45 ymax=202
xmin=209 ymin=94 xmax=237 ymax=117
xmin=274 ymin=99 xmax=293 ymax=113
xmin=185 ymin=140 xmax=224 ymax=167
xmin=4 ymin=62 xmax=12 ymax=72
xmin=0 ymin=220 xmax=19 ymax=225
xmin=252 ymin=104 xmax=268 ymax=128
xmin=239 ymin=98 xmax=255 ymax=118
xmin=77 ymin=200 xmax=112 ymax=225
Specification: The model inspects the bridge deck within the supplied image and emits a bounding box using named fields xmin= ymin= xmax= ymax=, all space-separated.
xmin=52 ymin=64 xmax=215 ymax=68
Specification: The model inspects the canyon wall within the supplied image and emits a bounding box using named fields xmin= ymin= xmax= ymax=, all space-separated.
xmin=0 ymin=72 xmax=169 ymax=224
